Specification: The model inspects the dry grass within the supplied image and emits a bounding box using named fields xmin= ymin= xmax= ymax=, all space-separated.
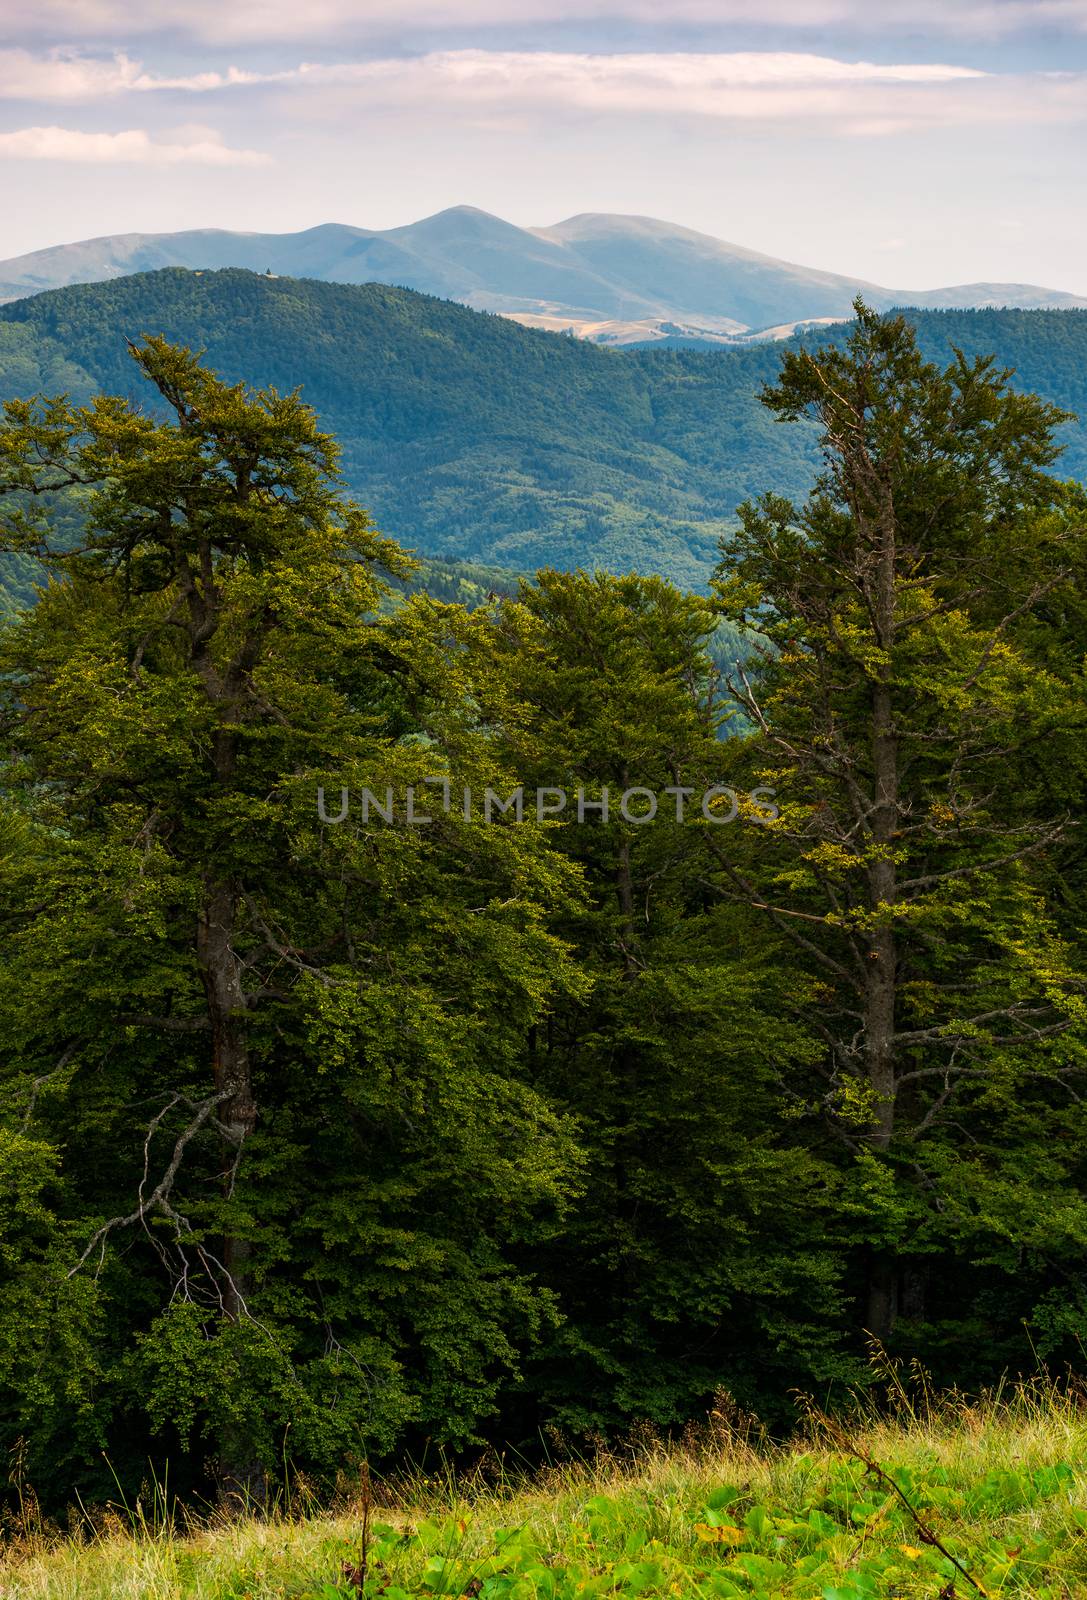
xmin=3 ymin=1378 xmax=1087 ymax=1598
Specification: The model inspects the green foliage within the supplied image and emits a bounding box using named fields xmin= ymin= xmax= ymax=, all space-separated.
xmin=344 ymin=1456 xmax=1077 ymax=1599
xmin=7 ymin=1389 xmax=1087 ymax=1596
xmin=0 ymin=310 xmax=1086 ymax=1517
xmin=711 ymin=300 xmax=1087 ymax=1364
xmin=0 ymin=271 xmax=1085 ymax=606
xmin=0 ymin=340 xmax=586 ymax=1503
xmin=436 ymin=572 xmax=854 ymax=1424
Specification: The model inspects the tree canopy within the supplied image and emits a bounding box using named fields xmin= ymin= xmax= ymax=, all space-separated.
xmin=1 ymin=309 xmax=1085 ymax=1510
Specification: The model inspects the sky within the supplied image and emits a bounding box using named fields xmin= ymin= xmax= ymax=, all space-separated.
xmin=0 ymin=1 xmax=1085 ymax=292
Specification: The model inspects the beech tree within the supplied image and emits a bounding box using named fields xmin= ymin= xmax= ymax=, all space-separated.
xmin=712 ymin=302 xmax=1087 ymax=1342
xmin=0 ymin=342 xmax=584 ymax=1498
xmin=4 ymin=320 xmax=1087 ymax=1511
xmin=441 ymin=571 xmax=854 ymax=1426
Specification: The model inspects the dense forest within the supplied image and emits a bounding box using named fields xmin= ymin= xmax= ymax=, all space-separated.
xmin=0 ymin=271 xmax=1085 ymax=608
xmin=1 ymin=301 xmax=1086 ymax=1518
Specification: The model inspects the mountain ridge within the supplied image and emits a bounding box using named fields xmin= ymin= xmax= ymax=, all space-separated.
xmin=1 ymin=268 xmax=1084 ymax=610
xmin=1 ymin=207 xmax=1082 ymax=343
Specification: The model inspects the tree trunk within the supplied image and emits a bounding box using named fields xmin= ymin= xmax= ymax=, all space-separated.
xmin=866 ymin=1251 xmax=898 ymax=1344
xmin=863 ymin=507 xmax=900 ymax=1341
xmin=865 ymin=679 xmax=899 ymax=1157
xmin=197 ymin=879 xmax=257 ymax=1299
xmin=616 ymin=834 xmax=639 ymax=979
xmin=196 ymin=875 xmax=264 ymax=1503
xmin=899 ymin=1263 xmax=927 ymax=1324
xmin=180 ymin=544 xmax=270 ymax=1500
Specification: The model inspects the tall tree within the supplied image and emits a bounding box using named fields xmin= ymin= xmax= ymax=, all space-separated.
xmin=439 ymin=570 xmax=852 ymax=1427
xmin=712 ymin=302 xmax=1087 ymax=1343
xmin=0 ymin=343 xmax=583 ymax=1501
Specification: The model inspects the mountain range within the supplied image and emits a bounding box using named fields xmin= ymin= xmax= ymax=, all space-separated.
xmin=1 ymin=269 xmax=1084 ymax=613
xmin=0 ymin=208 xmax=1084 ymax=347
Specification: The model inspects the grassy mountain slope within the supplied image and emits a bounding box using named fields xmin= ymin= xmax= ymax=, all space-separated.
xmin=3 ymin=1387 xmax=1087 ymax=1598
xmin=0 ymin=271 xmax=1084 ymax=608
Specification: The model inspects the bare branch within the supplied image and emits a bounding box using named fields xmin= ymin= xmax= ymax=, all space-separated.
xmin=68 ymin=1090 xmax=230 ymax=1279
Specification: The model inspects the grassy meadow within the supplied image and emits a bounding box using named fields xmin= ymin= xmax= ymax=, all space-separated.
xmin=4 ymin=1380 xmax=1087 ymax=1599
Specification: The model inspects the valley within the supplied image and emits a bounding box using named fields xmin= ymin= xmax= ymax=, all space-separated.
xmin=1 ymin=268 xmax=1084 ymax=606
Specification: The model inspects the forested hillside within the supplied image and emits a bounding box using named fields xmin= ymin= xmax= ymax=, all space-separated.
xmin=2 ymin=311 xmax=1087 ymax=1519
xmin=0 ymin=271 xmax=1084 ymax=610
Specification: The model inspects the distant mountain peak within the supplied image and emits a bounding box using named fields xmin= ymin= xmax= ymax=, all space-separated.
xmin=0 ymin=209 xmax=1082 ymax=334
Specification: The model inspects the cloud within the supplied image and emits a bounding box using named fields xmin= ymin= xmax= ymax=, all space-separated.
xmin=0 ymin=46 xmax=991 ymax=117
xmin=7 ymin=0 xmax=1087 ymax=40
xmin=0 ymin=48 xmax=266 ymax=98
xmin=0 ymin=125 xmax=271 ymax=164
xmin=0 ymin=46 xmax=1080 ymax=138
xmin=0 ymin=48 xmax=141 ymax=98
xmin=271 ymin=51 xmax=1085 ymax=135
xmin=328 ymin=51 xmax=988 ymax=91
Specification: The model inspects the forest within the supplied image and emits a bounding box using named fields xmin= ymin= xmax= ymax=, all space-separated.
xmin=1 ymin=269 xmax=1086 ymax=604
xmin=1 ymin=298 xmax=1086 ymax=1530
